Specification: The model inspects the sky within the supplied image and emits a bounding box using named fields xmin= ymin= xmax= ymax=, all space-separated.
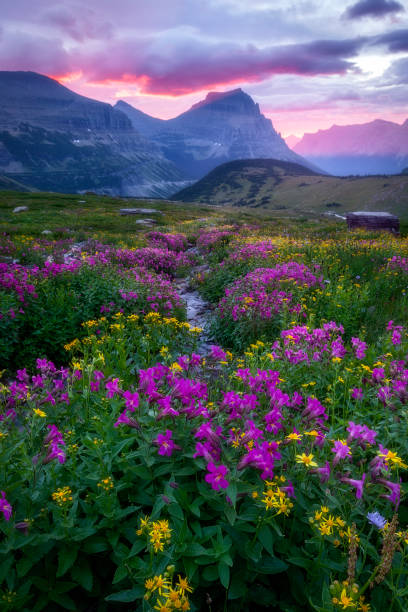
xmin=1 ymin=0 xmax=407 ymax=137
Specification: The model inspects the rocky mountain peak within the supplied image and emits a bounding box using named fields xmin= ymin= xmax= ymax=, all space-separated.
xmin=187 ymin=88 xmax=260 ymax=116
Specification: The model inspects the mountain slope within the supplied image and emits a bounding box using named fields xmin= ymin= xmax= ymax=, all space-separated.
xmin=116 ymin=89 xmax=317 ymax=178
xmin=0 ymin=71 xmax=186 ymax=197
xmin=294 ymin=119 xmax=408 ymax=176
xmin=172 ymin=158 xmax=408 ymax=217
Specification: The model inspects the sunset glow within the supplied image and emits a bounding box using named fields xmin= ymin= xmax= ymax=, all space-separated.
xmin=1 ymin=0 xmax=407 ymax=137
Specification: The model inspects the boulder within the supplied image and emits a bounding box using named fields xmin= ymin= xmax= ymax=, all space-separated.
xmin=120 ymin=208 xmax=161 ymax=215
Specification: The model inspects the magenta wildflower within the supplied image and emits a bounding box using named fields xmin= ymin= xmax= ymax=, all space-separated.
xmin=351 ymin=387 xmax=364 ymax=400
xmin=377 ymin=478 xmax=401 ymax=508
xmin=0 ymin=492 xmax=12 ymax=521
xmin=106 ymin=378 xmax=121 ymax=398
xmin=331 ymin=440 xmax=351 ymax=465
xmin=311 ymin=461 xmax=331 ymax=483
xmin=114 ymin=410 xmax=140 ymax=429
xmin=347 ymin=421 xmax=377 ymax=446
xmin=209 ymin=345 xmax=227 ymax=361
xmin=45 ymin=442 xmax=66 ymax=464
xmin=205 ymin=462 xmax=229 ymax=491
xmin=155 ymin=430 xmax=178 ymax=456
xmin=123 ymin=390 xmax=139 ymax=410
xmin=340 ymin=473 xmax=366 ymax=499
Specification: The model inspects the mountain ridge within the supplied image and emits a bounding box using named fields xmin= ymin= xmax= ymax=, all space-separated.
xmin=294 ymin=118 xmax=408 ymax=175
xmin=115 ymin=88 xmax=318 ymax=178
xmin=0 ymin=71 xmax=186 ymax=196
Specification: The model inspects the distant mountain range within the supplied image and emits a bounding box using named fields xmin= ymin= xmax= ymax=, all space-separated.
xmin=292 ymin=119 xmax=408 ymax=176
xmin=173 ymin=158 xmax=408 ymax=217
xmin=0 ymin=72 xmax=313 ymax=196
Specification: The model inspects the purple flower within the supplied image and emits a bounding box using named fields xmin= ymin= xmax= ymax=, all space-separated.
xmin=106 ymin=378 xmax=121 ymax=398
xmin=44 ymin=424 xmax=65 ymax=445
xmin=347 ymin=421 xmax=377 ymax=447
xmin=155 ymin=430 xmax=178 ymax=456
xmin=114 ymin=410 xmax=140 ymax=429
xmin=311 ymin=461 xmax=331 ymax=483
xmin=210 ymin=345 xmax=227 ymax=361
xmin=45 ymin=441 xmax=66 ymax=464
xmin=331 ymin=440 xmax=351 ymax=465
xmin=367 ymin=510 xmax=387 ymax=529
xmin=123 ymin=390 xmax=139 ymax=411
xmin=0 ymin=491 xmax=12 ymax=521
xmin=205 ymin=462 xmax=229 ymax=491
xmin=351 ymin=387 xmax=363 ymax=400
xmin=340 ymin=473 xmax=366 ymax=499
xmin=377 ymin=478 xmax=401 ymax=508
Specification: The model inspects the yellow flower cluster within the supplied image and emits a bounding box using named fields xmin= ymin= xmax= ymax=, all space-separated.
xmin=137 ymin=516 xmax=172 ymax=553
xmin=259 ymin=477 xmax=293 ymax=516
xmin=377 ymin=449 xmax=407 ymax=470
xmin=329 ymin=580 xmax=370 ymax=611
xmin=64 ymin=338 xmax=81 ymax=352
xmin=309 ymin=506 xmax=358 ymax=545
xmin=97 ymin=476 xmax=114 ymax=492
xmin=144 ymin=571 xmax=193 ymax=612
xmin=51 ymin=486 xmax=73 ymax=507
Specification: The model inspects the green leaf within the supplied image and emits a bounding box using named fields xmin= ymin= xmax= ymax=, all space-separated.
xmin=254 ymin=556 xmax=288 ymax=575
xmin=17 ymin=556 xmax=33 ymax=578
xmin=49 ymin=592 xmax=76 ymax=610
xmin=57 ymin=546 xmax=78 ymax=577
xmin=244 ymin=540 xmax=262 ymax=562
xmin=226 ymin=482 xmax=237 ymax=506
xmin=224 ymin=504 xmax=236 ymax=526
xmin=183 ymin=542 xmax=209 ymax=557
xmin=228 ymin=572 xmax=247 ymax=600
xmin=202 ymin=565 xmax=218 ymax=582
xmin=71 ymin=559 xmax=93 ymax=592
xmin=287 ymin=556 xmax=312 ymax=570
xmin=218 ymin=561 xmax=230 ymax=589
xmin=113 ymin=565 xmax=128 ymax=584
xmin=258 ymin=524 xmax=274 ymax=556
xmin=83 ymin=537 xmax=109 ymax=554
xmin=105 ymin=586 xmax=144 ymax=602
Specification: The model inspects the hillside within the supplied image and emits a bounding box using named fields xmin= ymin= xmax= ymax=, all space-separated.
xmin=172 ymin=158 xmax=408 ymax=217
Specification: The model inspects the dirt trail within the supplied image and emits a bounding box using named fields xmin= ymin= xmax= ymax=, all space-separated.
xmin=175 ymin=247 xmax=213 ymax=353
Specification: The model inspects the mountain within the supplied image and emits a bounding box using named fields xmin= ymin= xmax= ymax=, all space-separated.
xmin=0 ymin=174 xmax=34 ymax=192
xmin=116 ymin=89 xmax=318 ymax=178
xmin=285 ymin=135 xmax=301 ymax=148
xmin=294 ymin=119 xmax=408 ymax=176
xmin=0 ymin=71 xmax=186 ymax=197
xmin=172 ymin=158 xmax=408 ymax=217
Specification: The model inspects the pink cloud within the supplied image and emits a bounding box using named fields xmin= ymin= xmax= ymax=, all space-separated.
xmin=69 ymin=36 xmax=364 ymax=96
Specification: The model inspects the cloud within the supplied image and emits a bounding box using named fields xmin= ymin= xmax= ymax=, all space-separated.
xmin=375 ymin=28 xmax=408 ymax=51
xmin=42 ymin=6 xmax=114 ymax=42
xmin=76 ymin=34 xmax=365 ymax=95
xmin=343 ymin=0 xmax=405 ymax=20
xmin=0 ymin=31 xmax=72 ymax=75
xmin=382 ymin=56 xmax=408 ymax=83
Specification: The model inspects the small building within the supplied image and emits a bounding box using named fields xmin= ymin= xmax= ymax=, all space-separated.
xmin=345 ymin=211 xmax=399 ymax=233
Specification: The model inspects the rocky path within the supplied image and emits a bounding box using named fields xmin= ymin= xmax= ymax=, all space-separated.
xmin=175 ymin=247 xmax=213 ymax=353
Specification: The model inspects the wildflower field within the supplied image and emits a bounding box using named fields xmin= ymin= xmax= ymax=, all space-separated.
xmin=0 ymin=193 xmax=408 ymax=611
